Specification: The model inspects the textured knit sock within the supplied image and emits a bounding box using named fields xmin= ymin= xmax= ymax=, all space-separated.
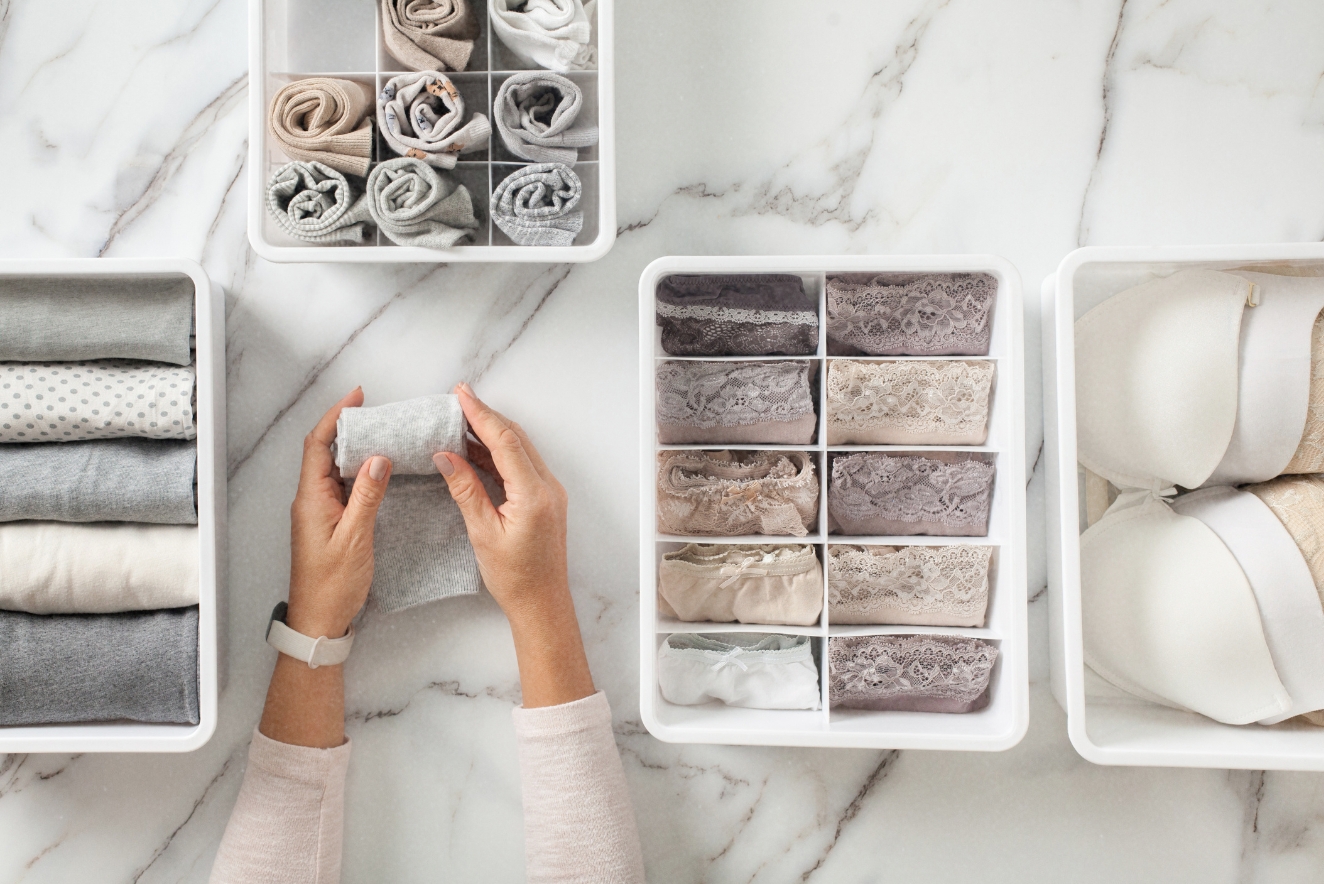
xmin=268 ymin=78 xmax=374 ymax=177
xmin=492 ymin=163 xmax=583 ymax=247
xmin=266 ymin=161 xmax=373 ymax=244
xmin=366 ymin=158 xmax=479 ymax=249
xmin=381 ymin=0 xmax=479 ymax=72
xmin=494 ymin=71 xmax=597 ymax=164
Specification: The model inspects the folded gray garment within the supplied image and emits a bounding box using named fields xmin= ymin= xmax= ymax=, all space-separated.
xmin=378 ymin=72 xmax=491 ymax=169
xmin=0 ymin=276 xmax=193 ymax=365
xmin=367 ymin=157 xmax=479 ymax=249
xmin=494 ymin=72 xmax=597 ymax=164
xmin=0 ymin=439 xmax=196 ymax=523
xmin=491 ymin=162 xmax=583 ymax=247
xmin=381 ymin=0 xmax=479 ymax=72
xmin=335 ymin=394 xmax=466 ymax=475
xmin=266 ymin=161 xmax=372 ymax=244
xmin=0 ymin=607 xmax=200 ymax=726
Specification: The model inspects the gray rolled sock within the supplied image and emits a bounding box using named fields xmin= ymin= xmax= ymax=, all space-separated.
xmin=266 ymin=161 xmax=373 ymax=245
xmin=0 ymin=606 xmax=200 ymax=726
xmin=494 ymin=72 xmax=598 ymax=164
xmin=0 ymin=439 xmax=197 ymax=523
xmin=0 ymin=276 xmax=193 ymax=365
xmin=491 ymin=162 xmax=583 ymax=247
xmin=366 ymin=157 xmax=479 ymax=249
xmin=335 ymin=394 xmax=466 ymax=476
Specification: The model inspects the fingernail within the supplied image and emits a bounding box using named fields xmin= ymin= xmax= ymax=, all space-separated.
xmin=369 ymin=456 xmax=388 ymax=481
xmin=458 ymin=382 xmax=474 ymax=396
xmin=434 ymin=452 xmax=455 ymax=477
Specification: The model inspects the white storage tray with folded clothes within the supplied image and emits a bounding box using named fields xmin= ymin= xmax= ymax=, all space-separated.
xmin=639 ymin=255 xmax=1028 ymax=750
xmin=1044 ymin=243 xmax=1324 ymax=771
xmin=0 ymin=258 xmax=224 ymax=754
xmin=250 ymin=0 xmax=614 ymax=262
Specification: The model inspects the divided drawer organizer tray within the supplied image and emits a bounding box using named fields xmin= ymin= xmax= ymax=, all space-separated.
xmin=248 ymin=0 xmax=615 ymax=262
xmin=1044 ymin=243 xmax=1324 ymax=771
xmin=638 ymin=255 xmax=1028 ymax=750
xmin=0 ymin=258 xmax=225 ymax=754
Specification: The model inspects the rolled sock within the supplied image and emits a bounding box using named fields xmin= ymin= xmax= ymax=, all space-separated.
xmin=380 ymin=0 xmax=479 ymax=72
xmin=0 ymin=439 xmax=197 ymax=523
xmin=0 ymin=522 xmax=199 ymax=614
xmin=268 ymin=78 xmax=374 ymax=177
xmin=490 ymin=0 xmax=595 ymax=72
xmin=494 ymin=71 xmax=597 ymax=164
xmin=335 ymin=394 xmax=466 ymax=475
xmin=491 ymin=162 xmax=583 ymax=247
xmin=0 ymin=607 xmax=200 ymax=726
xmin=378 ymin=72 xmax=491 ymax=169
xmin=0 ymin=276 xmax=193 ymax=365
xmin=366 ymin=157 xmax=479 ymax=249
xmin=265 ymin=161 xmax=373 ymax=245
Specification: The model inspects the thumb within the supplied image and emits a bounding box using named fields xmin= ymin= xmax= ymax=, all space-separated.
xmin=339 ymin=455 xmax=392 ymax=543
xmin=435 ymin=452 xmax=499 ymax=538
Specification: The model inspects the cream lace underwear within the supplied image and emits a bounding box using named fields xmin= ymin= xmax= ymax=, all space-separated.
xmin=825 ymin=359 xmax=994 ymax=445
xmin=658 ymin=632 xmax=821 ymax=710
xmin=656 ymin=361 xmax=817 ymax=445
xmin=828 ymin=452 xmax=995 ymax=537
xmin=656 ymin=450 xmax=819 ymax=537
xmin=1247 ymin=474 xmax=1324 ymax=611
xmin=828 ymin=544 xmax=991 ymax=627
xmin=1284 ymin=310 xmax=1324 ymax=474
xmin=825 ymin=273 xmax=996 ymax=357
xmin=658 ymin=543 xmax=823 ymax=626
xmin=828 ymin=634 xmax=997 ymax=713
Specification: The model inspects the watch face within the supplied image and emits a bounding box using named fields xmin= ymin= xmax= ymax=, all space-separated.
xmin=267 ymin=601 xmax=290 ymax=641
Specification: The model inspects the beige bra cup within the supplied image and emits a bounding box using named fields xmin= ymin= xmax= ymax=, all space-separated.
xmin=656 ymin=450 xmax=819 ymax=537
xmin=825 ymin=359 xmax=994 ymax=446
xmin=658 ymin=543 xmax=823 ymax=626
xmin=828 ymin=544 xmax=991 ymax=627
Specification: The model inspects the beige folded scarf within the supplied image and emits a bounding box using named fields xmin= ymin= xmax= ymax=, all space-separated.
xmin=381 ymin=0 xmax=479 ymax=72
xmin=268 ymin=78 xmax=374 ymax=176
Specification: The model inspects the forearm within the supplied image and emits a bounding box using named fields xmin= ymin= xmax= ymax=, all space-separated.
xmin=507 ymin=586 xmax=596 ymax=708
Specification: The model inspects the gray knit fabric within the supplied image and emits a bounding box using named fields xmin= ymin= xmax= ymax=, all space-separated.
xmin=0 ymin=439 xmax=196 ymax=523
xmin=378 ymin=72 xmax=491 ymax=169
xmin=367 ymin=157 xmax=479 ymax=248
xmin=266 ymin=161 xmax=373 ymax=244
xmin=335 ymin=394 xmax=466 ymax=476
xmin=491 ymin=162 xmax=583 ymax=246
xmin=0 ymin=276 xmax=193 ymax=365
xmin=0 ymin=607 xmax=200 ymax=725
xmin=494 ymin=72 xmax=597 ymax=164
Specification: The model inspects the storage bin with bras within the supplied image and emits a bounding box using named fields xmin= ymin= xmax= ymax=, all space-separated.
xmin=0 ymin=259 xmax=224 ymax=754
xmin=640 ymin=256 xmax=1028 ymax=749
xmin=250 ymin=0 xmax=615 ymax=262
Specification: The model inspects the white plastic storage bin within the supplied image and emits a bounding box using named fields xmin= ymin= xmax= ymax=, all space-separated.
xmin=1043 ymin=243 xmax=1324 ymax=770
xmin=639 ymin=255 xmax=1028 ymax=749
xmin=248 ymin=0 xmax=615 ymax=262
xmin=0 ymin=258 xmax=225 ymax=754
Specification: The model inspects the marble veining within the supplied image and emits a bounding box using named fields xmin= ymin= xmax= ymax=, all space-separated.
xmin=3 ymin=0 xmax=1324 ymax=880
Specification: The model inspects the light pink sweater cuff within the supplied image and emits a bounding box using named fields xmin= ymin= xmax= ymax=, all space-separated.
xmin=248 ymin=727 xmax=353 ymax=783
xmin=512 ymin=690 xmax=614 ymax=737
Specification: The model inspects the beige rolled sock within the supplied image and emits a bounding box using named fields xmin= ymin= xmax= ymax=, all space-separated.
xmin=268 ymin=78 xmax=374 ymax=177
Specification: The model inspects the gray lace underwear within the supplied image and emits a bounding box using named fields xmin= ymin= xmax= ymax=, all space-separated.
xmin=655 ymin=360 xmax=817 ymax=445
xmin=826 ymin=272 xmax=996 ymax=356
xmin=829 ymin=634 xmax=997 ymax=713
xmin=656 ymin=274 xmax=819 ymax=357
xmin=828 ymin=452 xmax=995 ymax=537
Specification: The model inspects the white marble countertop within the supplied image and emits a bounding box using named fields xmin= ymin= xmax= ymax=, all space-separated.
xmin=3 ymin=0 xmax=1324 ymax=880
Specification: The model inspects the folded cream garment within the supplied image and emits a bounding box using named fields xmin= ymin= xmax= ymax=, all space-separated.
xmin=657 ymin=544 xmax=823 ymax=626
xmin=0 ymin=361 xmax=196 ymax=442
xmin=268 ymin=78 xmax=374 ymax=177
xmin=0 ymin=522 xmax=198 ymax=614
xmin=490 ymin=0 xmax=595 ymax=72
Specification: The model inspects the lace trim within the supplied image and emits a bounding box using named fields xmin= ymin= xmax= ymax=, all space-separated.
xmin=829 ymin=453 xmax=995 ymax=530
xmin=656 ymin=301 xmax=819 ymax=326
xmin=662 ymin=543 xmax=818 ymax=577
xmin=826 ymin=360 xmax=993 ymax=441
xmin=828 ymin=545 xmax=991 ymax=625
xmin=826 ymin=273 xmax=996 ymax=356
xmin=657 ymin=450 xmax=819 ymax=537
xmin=657 ymin=361 xmax=814 ymax=430
xmin=829 ymin=634 xmax=997 ymax=707
xmin=1247 ymin=474 xmax=1324 ymax=609
xmin=1285 ymin=310 xmax=1324 ymax=473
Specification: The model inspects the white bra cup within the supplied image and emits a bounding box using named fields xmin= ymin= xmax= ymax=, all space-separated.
xmin=1081 ymin=493 xmax=1291 ymax=725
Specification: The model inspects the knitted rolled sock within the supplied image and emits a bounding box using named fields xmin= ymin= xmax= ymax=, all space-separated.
xmin=491 ymin=162 xmax=583 ymax=247
xmin=378 ymin=72 xmax=491 ymax=169
xmin=381 ymin=0 xmax=479 ymax=72
xmin=0 ymin=361 xmax=196 ymax=443
xmin=490 ymin=0 xmax=595 ymax=72
xmin=268 ymin=78 xmax=374 ymax=177
xmin=0 ymin=276 xmax=193 ymax=365
xmin=494 ymin=72 xmax=597 ymax=164
xmin=266 ymin=161 xmax=373 ymax=244
xmin=366 ymin=158 xmax=479 ymax=249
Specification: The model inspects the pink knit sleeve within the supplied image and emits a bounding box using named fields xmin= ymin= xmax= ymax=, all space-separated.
xmin=512 ymin=692 xmax=647 ymax=884
xmin=209 ymin=728 xmax=352 ymax=884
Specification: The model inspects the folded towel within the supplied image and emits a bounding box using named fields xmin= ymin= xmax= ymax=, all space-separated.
xmin=265 ymin=161 xmax=372 ymax=244
xmin=0 ymin=522 xmax=198 ymax=614
xmin=490 ymin=0 xmax=595 ymax=72
xmin=0 ymin=607 xmax=200 ymax=726
xmin=378 ymin=72 xmax=491 ymax=169
xmin=367 ymin=158 xmax=479 ymax=249
xmin=0 ymin=361 xmax=196 ymax=442
xmin=491 ymin=163 xmax=582 ymax=247
xmin=381 ymin=0 xmax=479 ymax=72
xmin=268 ymin=78 xmax=374 ymax=177
xmin=494 ymin=72 xmax=597 ymax=164
xmin=0 ymin=439 xmax=197 ymax=523
xmin=0 ymin=276 xmax=193 ymax=365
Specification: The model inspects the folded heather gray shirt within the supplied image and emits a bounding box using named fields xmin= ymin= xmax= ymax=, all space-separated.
xmin=0 ymin=276 xmax=194 ymax=365
xmin=0 ymin=439 xmax=197 ymax=523
xmin=0 ymin=606 xmax=200 ymax=726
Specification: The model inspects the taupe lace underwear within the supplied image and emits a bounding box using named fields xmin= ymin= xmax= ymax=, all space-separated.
xmin=656 ymin=450 xmax=819 ymax=537
xmin=656 ymin=360 xmax=817 ymax=445
xmin=656 ymin=274 xmax=819 ymax=357
xmin=829 ymin=634 xmax=997 ymax=713
xmin=828 ymin=452 xmax=995 ymax=537
xmin=828 ymin=544 xmax=991 ymax=626
xmin=826 ymin=273 xmax=996 ymax=356
xmin=825 ymin=359 xmax=994 ymax=445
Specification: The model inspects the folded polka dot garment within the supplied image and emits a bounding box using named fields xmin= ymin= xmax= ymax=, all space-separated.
xmin=0 ymin=361 xmax=196 ymax=443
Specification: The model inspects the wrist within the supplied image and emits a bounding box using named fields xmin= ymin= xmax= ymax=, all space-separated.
xmin=284 ymin=602 xmax=352 ymax=640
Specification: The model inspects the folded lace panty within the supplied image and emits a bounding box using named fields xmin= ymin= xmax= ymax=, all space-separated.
xmin=0 ymin=275 xmax=193 ymax=365
xmin=656 ymin=361 xmax=817 ymax=445
xmin=0 ymin=439 xmax=197 ymax=523
xmin=378 ymin=72 xmax=490 ymax=168
xmin=828 ymin=544 xmax=991 ymax=627
xmin=491 ymin=163 xmax=583 ymax=246
xmin=0 ymin=607 xmax=200 ymax=726
xmin=657 ymin=633 xmax=820 ymax=710
xmin=0 ymin=361 xmax=196 ymax=443
xmin=266 ymin=161 xmax=372 ymax=245
xmin=826 ymin=272 xmax=996 ymax=356
xmin=828 ymin=452 xmax=995 ymax=537
xmin=367 ymin=157 xmax=479 ymax=248
xmin=658 ymin=544 xmax=823 ymax=626
xmin=656 ymin=274 xmax=818 ymax=357
xmin=268 ymin=78 xmax=374 ymax=177
xmin=381 ymin=0 xmax=479 ymax=72
xmin=494 ymin=72 xmax=598 ymax=164
xmin=490 ymin=0 xmax=596 ymax=72
xmin=656 ymin=450 xmax=819 ymax=538
xmin=829 ymin=634 xmax=997 ymax=713
xmin=826 ymin=360 xmax=994 ymax=445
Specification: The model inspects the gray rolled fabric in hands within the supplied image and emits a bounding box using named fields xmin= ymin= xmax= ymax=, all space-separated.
xmin=378 ymin=72 xmax=491 ymax=169
xmin=268 ymin=78 xmax=374 ymax=177
xmin=0 ymin=439 xmax=197 ymax=523
xmin=266 ymin=161 xmax=372 ymax=244
xmin=0 ymin=361 xmax=196 ymax=442
xmin=336 ymin=394 xmax=466 ymax=475
xmin=367 ymin=158 xmax=479 ymax=249
xmin=381 ymin=0 xmax=479 ymax=72
xmin=491 ymin=162 xmax=583 ymax=247
xmin=494 ymin=72 xmax=597 ymax=164
xmin=0 ymin=607 xmax=200 ymax=726
xmin=0 ymin=276 xmax=193 ymax=365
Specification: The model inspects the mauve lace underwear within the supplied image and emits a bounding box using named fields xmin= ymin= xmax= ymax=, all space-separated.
xmin=656 ymin=450 xmax=819 ymax=538
xmin=829 ymin=634 xmax=997 ymax=713
xmin=826 ymin=272 xmax=996 ymax=357
xmin=655 ymin=360 xmax=817 ymax=445
xmin=656 ymin=274 xmax=819 ymax=357
xmin=828 ymin=452 xmax=995 ymax=537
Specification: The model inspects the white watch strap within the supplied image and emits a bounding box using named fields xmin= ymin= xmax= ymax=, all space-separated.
xmin=266 ymin=604 xmax=354 ymax=669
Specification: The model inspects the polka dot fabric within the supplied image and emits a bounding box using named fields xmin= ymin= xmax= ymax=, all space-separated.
xmin=1 ymin=361 xmax=196 ymax=442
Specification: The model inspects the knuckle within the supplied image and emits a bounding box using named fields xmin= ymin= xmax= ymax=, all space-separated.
xmin=495 ymin=425 xmax=522 ymax=452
